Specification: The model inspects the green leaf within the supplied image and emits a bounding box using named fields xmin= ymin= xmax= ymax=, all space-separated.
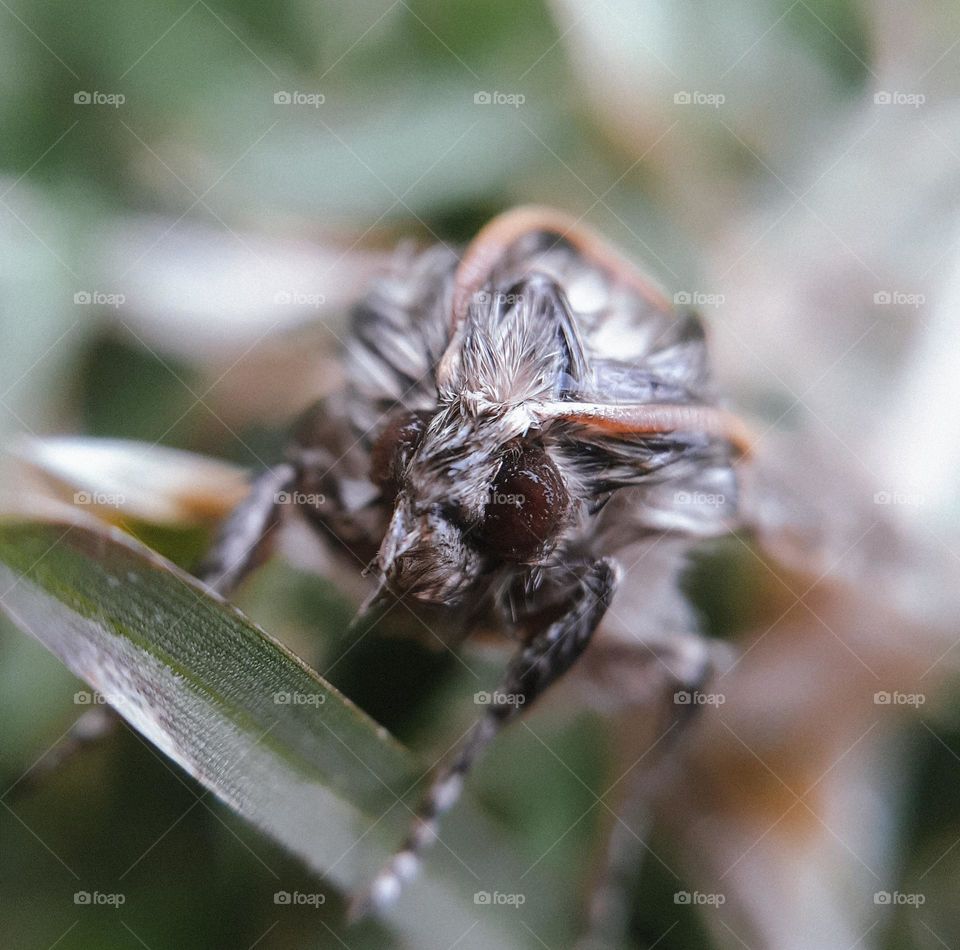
xmin=0 ymin=518 xmax=525 ymax=948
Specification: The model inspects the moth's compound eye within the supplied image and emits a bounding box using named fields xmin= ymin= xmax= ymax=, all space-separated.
xmin=370 ymin=410 xmax=430 ymax=501
xmin=477 ymin=446 xmax=568 ymax=561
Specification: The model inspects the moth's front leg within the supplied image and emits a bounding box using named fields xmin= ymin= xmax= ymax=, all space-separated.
xmin=579 ymin=632 xmax=719 ymax=949
xmin=350 ymin=557 xmax=620 ymax=918
xmin=195 ymin=463 xmax=298 ymax=596
xmin=16 ymin=458 xmax=303 ymax=799
xmin=198 ymin=397 xmax=383 ymax=595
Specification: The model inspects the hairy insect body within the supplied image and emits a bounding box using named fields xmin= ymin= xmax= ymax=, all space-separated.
xmin=200 ymin=207 xmax=747 ymax=918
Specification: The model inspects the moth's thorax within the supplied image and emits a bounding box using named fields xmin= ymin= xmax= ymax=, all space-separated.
xmin=369 ymin=399 xmax=578 ymax=605
xmin=345 ymin=214 xmax=743 ymax=607
xmin=403 ymin=401 xmax=538 ymax=517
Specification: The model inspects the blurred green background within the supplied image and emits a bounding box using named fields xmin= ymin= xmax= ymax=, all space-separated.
xmin=3 ymin=0 xmax=960 ymax=947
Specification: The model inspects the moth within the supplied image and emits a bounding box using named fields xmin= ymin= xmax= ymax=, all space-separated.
xmin=197 ymin=205 xmax=751 ymax=917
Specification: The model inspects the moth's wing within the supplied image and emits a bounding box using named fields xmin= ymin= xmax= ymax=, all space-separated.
xmin=584 ymin=308 xmax=715 ymax=402
xmin=458 ymin=209 xmax=746 ymax=539
xmin=451 ymin=205 xmax=673 ymax=329
xmin=545 ymin=294 xmax=739 ymax=539
xmin=607 ymin=452 xmax=740 ymax=540
xmin=523 ymin=276 xmax=745 ymax=542
xmin=353 ymin=207 xmax=705 ymax=427
xmin=346 ymin=243 xmax=456 ymax=438
xmin=463 ymin=208 xmax=714 ymax=405
xmin=536 ymin=402 xmax=751 ymax=456
xmin=541 ymin=405 xmax=743 ymax=540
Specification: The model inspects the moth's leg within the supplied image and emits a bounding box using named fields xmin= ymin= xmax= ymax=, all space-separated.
xmin=199 ymin=393 xmax=384 ymax=595
xmin=5 ymin=706 xmax=118 ymax=803
xmin=285 ymin=399 xmax=385 ymax=568
xmin=15 ymin=409 xmax=372 ymax=801
xmin=580 ymin=633 xmax=717 ymax=949
xmin=8 ymin=465 xmax=300 ymax=799
xmin=195 ymin=463 xmax=298 ymax=596
xmin=350 ymin=557 xmax=620 ymax=918
xmin=580 ymin=766 xmax=657 ymax=950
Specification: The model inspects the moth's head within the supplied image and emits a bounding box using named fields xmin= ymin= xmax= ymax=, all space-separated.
xmin=368 ymin=405 xmax=570 ymax=605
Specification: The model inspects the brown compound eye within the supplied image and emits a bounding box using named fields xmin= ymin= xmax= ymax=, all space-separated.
xmin=370 ymin=410 xmax=431 ymax=502
xmin=477 ymin=445 xmax=569 ymax=562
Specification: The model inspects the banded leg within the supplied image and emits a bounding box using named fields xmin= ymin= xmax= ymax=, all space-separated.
xmin=350 ymin=557 xmax=620 ymax=919
xmin=5 ymin=706 xmax=118 ymax=803
xmin=580 ymin=633 xmax=718 ymax=949
xmin=10 ymin=464 xmax=299 ymax=800
xmin=195 ymin=463 xmax=297 ymax=595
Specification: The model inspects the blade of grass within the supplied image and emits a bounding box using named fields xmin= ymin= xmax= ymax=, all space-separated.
xmin=0 ymin=517 xmax=524 ymax=948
